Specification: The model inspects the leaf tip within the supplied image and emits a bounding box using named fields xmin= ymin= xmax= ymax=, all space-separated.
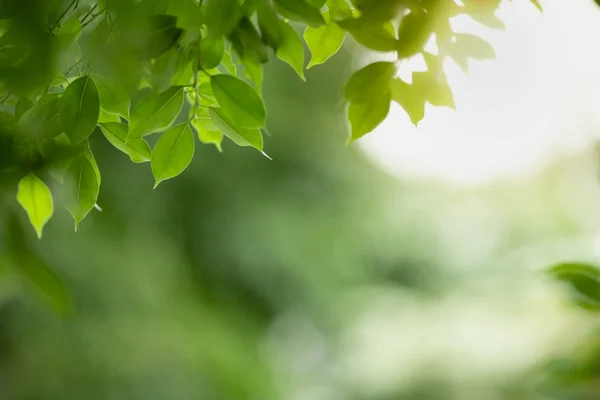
xmin=261 ymin=151 xmax=273 ymax=160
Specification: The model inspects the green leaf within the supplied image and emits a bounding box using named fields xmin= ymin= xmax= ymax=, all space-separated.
xmin=63 ymin=153 xmax=100 ymax=230
xmin=100 ymin=122 xmax=151 ymax=163
xmin=19 ymin=95 xmax=62 ymax=140
xmin=206 ymin=0 xmax=243 ymax=37
xmin=345 ymin=61 xmax=396 ymax=101
xmin=136 ymin=15 xmax=184 ymax=60
xmin=548 ymin=263 xmax=600 ymax=310
xmin=339 ymin=18 xmax=398 ymax=52
xmin=274 ymin=0 xmax=326 ymax=26
xmin=390 ymin=78 xmax=425 ymax=126
xmin=306 ymin=0 xmax=326 ymax=8
xmin=530 ymin=0 xmax=543 ymax=11
xmin=98 ymin=109 xmax=121 ymax=123
xmin=220 ymin=49 xmax=237 ymax=75
xmin=189 ymin=106 xmax=223 ymax=151
xmin=92 ymin=74 xmax=131 ymax=119
xmin=211 ymin=74 xmax=266 ymax=128
xmin=396 ymin=9 xmax=432 ymax=58
xmin=326 ymin=0 xmax=353 ymax=19
xmin=257 ymin=0 xmax=283 ymax=48
xmin=348 ymin=93 xmax=390 ymax=141
xmin=209 ymin=108 xmax=263 ymax=151
xmin=129 ymin=86 xmax=184 ymax=138
xmin=85 ymin=148 xmax=102 ymax=187
xmin=17 ymin=174 xmax=54 ymax=239
xmin=452 ymin=33 xmax=495 ymax=60
xmin=240 ymin=56 xmax=263 ymax=88
xmin=200 ymin=36 xmax=225 ymax=70
xmin=151 ymin=123 xmax=195 ymax=188
xmin=352 ymin=0 xmax=406 ymax=23
xmin=15 ymin=97 xmax=33 ymax=120
xmin=276 ymin=22 xmax=306 ymax=80
xmin=304 ymin=12 xmax=345 ymax=68
xmin=236 ymin=18 xmax=270 ymax=63
xmin=59 ymin=75 xmax=100 ymax=144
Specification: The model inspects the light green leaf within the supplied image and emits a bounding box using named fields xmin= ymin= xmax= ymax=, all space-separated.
xmin=17 ymin=174 xmax=54 ymax=239
xmin=276 ymin=22 xmax=305 ymax=80
xmin=326 ymin=0 xmax=353 ymax=19
xmin=240 ymin=56 xmax=263 ymax=88
xmin=220 ymin=49 xmax=237 ymax=75
xmin=206 ymin=0 xmax=242 ymax=37
xmin=92 ymin=74 xmax=131 ymax=119
xmin=200 ymin=36 xmax=225 ymax=70
xmin=209 ymin=108 xmax=263 ymax=151
xmin=129 ymin=86 xmax=184 ymax=138
xmin=100 ymin=122 xmax=151 ymax=163
xmin=85 ymin=148 xmax=102 ymax=187
xmin=98 ymin=109 xmax=121 ymax=123
xmin=452 ymin=33 xmax=495 ymax=60
xmin=211 ymin=74 xmax=266 ymax=128
xmin=396 ymin=9 xmax=432 ymax=58
xmin=530 ymin=0 xmax=542 ymax=11
xmin=64 ymin=154 xmax=100 ymax=230
xmin=274 ymin=0 xmax=326 ymax=26
xmin=304 ymin=12 xmax=345 ymax=68
xmin=59 ymin=75 xmax=100 ymax=144
xmin=345 ymin=61 xmax=396 ymax=101
xmin=390 ymin=78 xmax=425 ymax=126
xmin=151 ymin=123 xmax=195 ymax=188
xmin=190 ymin=107 xmax=223 ymax=151
xmin=348 ymin=93 xmax=390 ymax=141
xmin=339 ymin=18 xmax=398 ymax=52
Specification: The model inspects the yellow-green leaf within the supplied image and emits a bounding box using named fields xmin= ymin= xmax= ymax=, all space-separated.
xmin=211 ymin=74 xmax=266 ymax=128
xmin=17 ymin=174 xmax=54 ymax=239
xmin=151 ymin=123 xmax=195 ymax=188
xmin=304 ymin=12 xmax=345 ymax=68
xmin=209 ymin=108 xmax=263 ymax=151
xmin=129 ymin=86 xmax=184 ymax=139
xmin=100 ymin=122 xmax=151 ymax=163
xmin=276 ymin=22 xmax=305 ymax=80
xmin=92 ymin=74 xmax=131 ymax=119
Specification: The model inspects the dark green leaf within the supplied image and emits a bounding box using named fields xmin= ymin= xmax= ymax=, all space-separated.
xmin=548 ymin=263 xmax=600 ymax=310
xmin=206 ymin=0 xmax=243 ymax=37
xmin=151 ymin=123 xmax=195 ymax=187
xmin=136 ymin=15 xmax=184 ymax=60
xmin=15 ymin=97 xmax=33 ymax=120
xmin=129 ymin=86 xmax=184 ymax=138
xmin=100 ymin=122 xmax=151 ymax=163
xmin=211 ymin=74 xmax=266 ymax=128
xmin=59 ymin=75 xmax=100 ymax=144
xmin=257 ymin=0 xmax=283 ymax=48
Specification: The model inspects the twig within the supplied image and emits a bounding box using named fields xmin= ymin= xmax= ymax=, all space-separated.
xmin=49 ymin=0 xmax=78 ymax=32
xmin=79 ymin=3 xmax=98 ymax=25
xmin=80 ymin=9 xmax=106 ymax=30
xmin=0 ymin=92 xmax=12 ymax=105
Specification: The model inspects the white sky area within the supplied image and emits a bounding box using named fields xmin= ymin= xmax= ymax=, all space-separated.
xmin=360 ymin=0 xmax=600 ymax=186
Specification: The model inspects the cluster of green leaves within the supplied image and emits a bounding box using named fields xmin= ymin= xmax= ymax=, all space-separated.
xmin=0 ymin=0 xmax=542 ymax=238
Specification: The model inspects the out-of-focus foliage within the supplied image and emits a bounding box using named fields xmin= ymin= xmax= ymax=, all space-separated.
xmin=0 ymin=0 xmax=529 ymax=240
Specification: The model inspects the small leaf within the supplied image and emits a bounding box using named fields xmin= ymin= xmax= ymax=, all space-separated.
xmin=209 ymin=108 xmax=263 ymax=150
xmin=348 ymin=93 xmax=390 ymax=141
xmin=396 ymin=9 xmax=432 ymax=58
xmin=63 ymin=154 xmax=100 ymax=230
xmin=206 ymin=0 xmax=243 ymax=37
xmin=211 ymin=74 xmax=266 ymax=128
xmin=190 ymin=107 xmax=223 ymax=151
xmin=304 ymin=12 xmax=346 ymax=68
xmin=548 ymin=263 xmax=600 ymax=310
xmin=151 ymin=123 xmax=195 ymax=187
xmin=345 ymin=61 xmax=396 ymax=101
xmin=59 ymin=75 xmax=100 ymax=144
xmin=276 ymin=22 xmax=306 ymax=80
xmin=100 ymin=122 xmax=151 ymax=163
xmin=92 ymin=74 xmax=131 ymax=119
xmin=390 ymin=78 xmax=425 ymax=126
xmin=200 ymin=36 xmax=225 ymax=70
xmin=17 ymin=174 xmax=54 ymax=239
xmin=129 ymin=86 xmax=184 ymax=138
xmin=274 ymin=0 xmax=326 ymax=26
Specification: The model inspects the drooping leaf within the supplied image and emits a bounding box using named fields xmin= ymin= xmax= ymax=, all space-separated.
xmin=236 ymin=18 xmax=270 ymax=63
xmin=92 ymin=74 xmax=131 ymax=119
xmin=348 ymin=92 xmax=390 ymax=141
xmin=326 ymin=0 xmax=353 ymax=19
xmin=548 ymin=263 xmax=600 ymax=310
xmin=59 ymin=75 xmax=100 ymax=144
xmin=63 ymin=153 xmax=100 ymax=230
xmin=390 ymin=78 xmax=425 ymax=126
xmin=274 ymin=0 xmax=326 ymax=26
xmin=257 ymin=0 xmax=283 ymax=48
xmin=211 ymin=74 xmax=266 ymax=128
xmin=206 ymin=0 xmax=243 ymax=37
xmin=100 ymin=122 xmax=151 ymax=163
xmin=189 ymin=106 xmax=223 ymax=151
xmin=345 ymin=61 xmax=396 ymax=101
xmin=151 ymin=123 xmax=195 ymax=188
xmin=276 ymin=21 xmax=306 ymax=80
xmin=135 ymin=15 xmax=184 ymax=60
xmin=17 ymin=174 xmax=54 ymax=239
xmin=129 ymin=86 xmax=184 ymax=138
xmin=209 ymin=108 xmax=263 ymax=150
xmin=85 ymin=148 xmax=102 ymax=187
xmin=396 ymin=8 xmax=432 ymax=58
xmin=200 ymin=36 xmax=225 ymax=70
xmin=239 ymin=56 xmax=264 ymax=88
xmin=304 ymin=12 xmax=346 ymax=68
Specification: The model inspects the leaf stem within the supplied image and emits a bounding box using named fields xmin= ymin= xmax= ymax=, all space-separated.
xmin=49 ymin=0 xmax=78 ymax=32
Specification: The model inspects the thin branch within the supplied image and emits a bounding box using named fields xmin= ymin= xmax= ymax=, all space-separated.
xmin=0 ymin=91 xmax=12 ymax=105
xmin=80 ymin=9 xmax=106 ymax=30
xmin=79 ymin=3 xmax=98 ymax=25
xmin=49 ymin=0 xmax=78 ymax=32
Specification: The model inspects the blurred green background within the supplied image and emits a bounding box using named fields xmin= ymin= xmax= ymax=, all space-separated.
xmin=3 ymin=2 xmax=600 ymax=399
